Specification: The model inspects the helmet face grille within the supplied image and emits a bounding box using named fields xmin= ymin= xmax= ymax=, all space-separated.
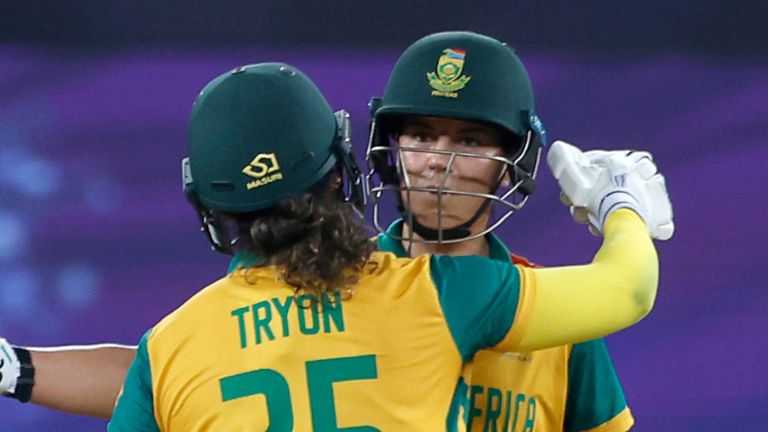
xmin=366 ymin=32 xmax=545 ymax=243
xmin=366 ymin=130 xmax=542 ymax=244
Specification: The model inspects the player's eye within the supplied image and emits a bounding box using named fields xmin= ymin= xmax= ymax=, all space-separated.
xmin=412 ymin=132 xmax=431 ymax=143
xmin=459 ymin=136 xmax=486 ymax=148
xmin=400 ymin=128 xmax=435 ymax=146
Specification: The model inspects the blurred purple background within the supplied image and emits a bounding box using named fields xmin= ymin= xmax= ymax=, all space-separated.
xmin=2 ymin=3 xmax=768 ymax=430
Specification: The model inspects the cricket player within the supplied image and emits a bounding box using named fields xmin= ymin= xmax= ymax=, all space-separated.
xmin=365 ymin=31 xmax=670 ymax=431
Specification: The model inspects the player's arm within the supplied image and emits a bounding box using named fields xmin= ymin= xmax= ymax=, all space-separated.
xmin=514 ymin=140 xmax=673 ymax=351
xmin=432 ymin=209 xmax=658 ymax=357
xmin=515 ymin=208 xmax=657 ymax=351
xmin=433 ymin=141 xmax=673 ymax=358
xmin=1 ymin=338 xmax=136 ymax=418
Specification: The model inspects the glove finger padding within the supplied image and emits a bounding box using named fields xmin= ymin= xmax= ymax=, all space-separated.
xmin=625 ymin=150 xmax=654 ymax=163
xmin=560 ymin=191 xmax=574 ymax=206
xmin=634 ymin=158 xmax=658 ymax=180
xmin=643 ymin=173 xmax=675 ymax=240
xmin=624 ymin=152 xmax=674 ymax=239
xmin=549 ymin=141 xmax=641 ymax=231
xmin=587 ymin=150 xmax=657 ymax=184
xmin=547 ymin=140 xmax=602 ymax=208
xmin=584 ymin=149 xmax=629 ymax=168
xmin=570 ymin=206 xmax=591 ymax=225
xmin=613 ymin=153 xmax=674 ymax=240
xmin=547 ymin=140 xmax=674 ymax=240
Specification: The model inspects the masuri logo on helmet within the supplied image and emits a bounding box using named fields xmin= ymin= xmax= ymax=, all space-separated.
xmin=182 ymin=63 xmax=364 ymax=254
xmin=242 ymin=153 xmax=283 ymax=190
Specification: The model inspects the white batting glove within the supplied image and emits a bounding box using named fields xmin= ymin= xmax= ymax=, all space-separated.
xmin=0 ymin=337 xmax=21 ymax=395
xmin=585 ymin=148 xmax=674 ymax=240
xmin=547 ymin=140 xmax=674 ymax=240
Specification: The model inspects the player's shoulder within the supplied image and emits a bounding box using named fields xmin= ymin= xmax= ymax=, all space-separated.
xmin=361 ymin=252 xmax=435 ymax=289
xmin=364 ymin=252 xmax=516 ymax=296
xmin=149 ymin=274 xmax=239 ymax=336
xmin=367 ymin=250 xmax=430 ymax=271
xmin=369 ymin=250 xmax=411 ymax=264
xmin=368 ymin=251 xmax=515 ymax=274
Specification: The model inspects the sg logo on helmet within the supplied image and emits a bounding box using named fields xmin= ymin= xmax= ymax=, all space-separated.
xmin=242 ymin=153 xmax=283 ymax=190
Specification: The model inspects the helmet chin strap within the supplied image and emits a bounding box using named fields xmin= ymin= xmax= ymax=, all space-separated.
xmin=401 ymin=169 xmax=502 ymax=243
xmin=405 ymin=196 xmax=492 ymax=241
xmin=401 ymin=162 xmax=508 ymax=243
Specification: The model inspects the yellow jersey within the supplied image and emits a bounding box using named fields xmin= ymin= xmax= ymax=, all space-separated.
xmin=110 ymin=251 xmax=533 ymax=431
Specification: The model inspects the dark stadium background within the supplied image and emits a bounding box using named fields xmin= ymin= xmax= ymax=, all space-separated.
xmin=1 ymin=1 xmax=766 ymax=430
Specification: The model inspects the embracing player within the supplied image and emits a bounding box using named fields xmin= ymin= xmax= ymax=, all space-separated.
xmin=364 ymin=31 xmax=673 ymax=431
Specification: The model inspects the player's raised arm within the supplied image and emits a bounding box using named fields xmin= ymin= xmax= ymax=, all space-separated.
xmin=420 ymin=140 xmax=674 ymax=358
xmin=514 ymin=140 xmax=673 ymax=351
xmin=1 ymin=337 xmax=135 ymax=418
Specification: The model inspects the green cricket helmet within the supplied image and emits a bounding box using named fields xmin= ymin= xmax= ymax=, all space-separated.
xmin=367 ymin=31 xmax=546 ymax=243
xmin=182 ymin=63 xmax=364 ymax=254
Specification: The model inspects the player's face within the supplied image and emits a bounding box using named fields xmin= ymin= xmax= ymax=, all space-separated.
xmin=396 ymin=116 xmax=507 ymax=229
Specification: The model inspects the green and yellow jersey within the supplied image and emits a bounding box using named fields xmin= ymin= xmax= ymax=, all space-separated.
xmin=110 ymin=209 xmax=655 ymax=431
xmin=109 ymin=251 xmax=532 ymax=431
xmin=378 ymin=221 xmax=634 ymax=432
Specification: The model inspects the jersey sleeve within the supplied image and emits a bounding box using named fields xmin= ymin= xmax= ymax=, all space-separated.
xmin=564 ymin=339 xmax=634 ymax=432
xmin=108 ymin=330 xmax=161 ymax=432
xmin=429 ymin=255 xmax=524 ymax=362
xmin=517 ymin=209 xmax=658 ymax=352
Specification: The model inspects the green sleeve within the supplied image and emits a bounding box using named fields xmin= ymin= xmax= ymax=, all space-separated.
xmin=429 ymin=255 xmax=521 ymax=362
xmin=564 ymin=338 xmax=629 ymax=431
xmin=108 ymin=330 xmax=161 ymax=432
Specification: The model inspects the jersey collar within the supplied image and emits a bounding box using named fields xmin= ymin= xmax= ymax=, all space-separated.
xmin=227 ymin=251 xmax=265 ymax=274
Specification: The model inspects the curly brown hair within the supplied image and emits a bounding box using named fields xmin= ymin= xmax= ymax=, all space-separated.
xmin=237 ymin=175 xmax=375 ymax=301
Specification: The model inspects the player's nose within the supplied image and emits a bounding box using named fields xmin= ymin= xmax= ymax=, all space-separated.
xmin=426 ymin=136 xmax=455 ymax=171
